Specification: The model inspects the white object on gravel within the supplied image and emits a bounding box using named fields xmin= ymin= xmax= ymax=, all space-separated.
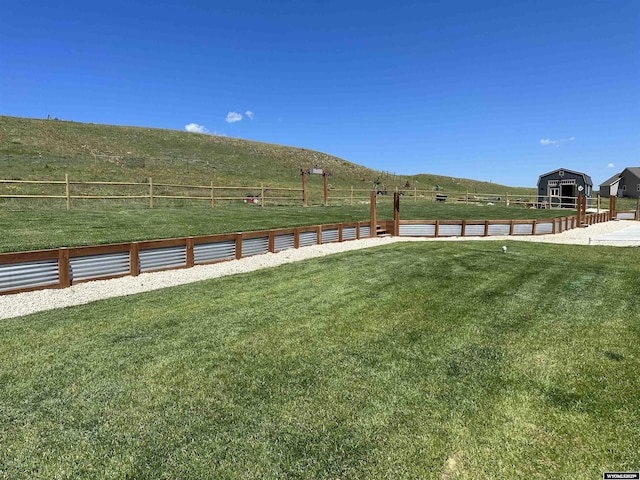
xmin=1 ymin=220 xmax=638 ymax=321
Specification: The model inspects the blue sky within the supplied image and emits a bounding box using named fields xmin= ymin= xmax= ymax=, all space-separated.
xmin=2 ymin=0 xmax=638 ymax=187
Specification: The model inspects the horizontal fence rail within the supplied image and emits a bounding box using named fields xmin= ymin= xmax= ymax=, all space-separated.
xmin=0 ymin=222 xmax=374 ymax=295
xmin=7 ymin=176 xmax=636 ymax=211
xmin=0 ymin=176 xmax=304 ymax=208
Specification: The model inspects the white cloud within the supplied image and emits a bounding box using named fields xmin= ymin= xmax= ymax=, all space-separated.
xmin=540 ymin=136 xmax=575 ymax=147
xmin=225 ymin=112 xmax=243 ymax=123
xmin=185 ymin=123 xmax=209 ymax=134
xmin=607 ymin=163 xmax=615 ymax=168
xmin=245 ymin=110 xmax=254 ymax=120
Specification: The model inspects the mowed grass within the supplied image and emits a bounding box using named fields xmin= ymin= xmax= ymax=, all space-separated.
xmin=0 ymin=201 xmax=568 ymax=253
xmin=1 ymin=241 xmax=639 ymax=479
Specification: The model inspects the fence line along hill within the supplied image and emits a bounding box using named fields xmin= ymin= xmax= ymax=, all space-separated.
xmin=0 ymin=115 xmax=534 ymax=196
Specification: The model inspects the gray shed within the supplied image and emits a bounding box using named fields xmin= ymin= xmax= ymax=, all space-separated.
xmin=599 ymin=167 xmax=640 ymax=199
xmin=537 ymin=168 xmax=593 ymax=207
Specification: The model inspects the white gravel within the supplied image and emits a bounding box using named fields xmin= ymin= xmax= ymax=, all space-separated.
xmin=1 ymin=220 xmax=638 ymax=320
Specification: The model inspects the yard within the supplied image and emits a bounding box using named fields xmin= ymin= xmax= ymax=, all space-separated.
xmin=1 ymin=241 xmax=639 ymax=479
xmin=0 ymin=201 xmax=571 ymax=253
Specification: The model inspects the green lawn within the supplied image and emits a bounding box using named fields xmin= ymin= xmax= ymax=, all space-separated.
xmin=0 ymin=201 xmax=569 ymax=253
xmin=1 ymin=241 xmax=639 ymax=479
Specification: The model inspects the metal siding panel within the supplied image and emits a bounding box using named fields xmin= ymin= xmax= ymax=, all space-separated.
xmin=463 ymin=224 xmax=485 ymax=236
xmin=69 ymin=252 xmax=130 ymax=282
xmin=321 ymin=228 xmax=339 ymax=243
xmin=513 ymin=223 xmax=534 ymax=235
xmin=487 ymin=224 xmax=510 ymax=236
xmin=274 ymin=234 xmax=295 ymax=252
xmin=536 ymin=222 xmax=553 ymax=234
xmin=399 ymin=224 xmax=435 ymax=236
xmin=0 ymin=260 xmax=59 ymax=292
xmin=359 ymin=226 xmax=371 ymax=238
xmin=342 ymin=226 xmax=356 ymax=240
xmin=139 ymin=246 xmax=186 ymax=272
xmin=438 ymin=224 xmax=462 ymax=236
xmin=299 ymin=231 xmax=318 ymax=247
xmin=193 ymin=241 xmax=235 ymax=264
xmin=242 ymin=237 xmax=269 ymax=257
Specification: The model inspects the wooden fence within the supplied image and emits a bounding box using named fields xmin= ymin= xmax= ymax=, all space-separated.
xmin=3 ymin=208 xmax=639 ymax=296
xmin=324 ymin=187 xmax=376 ymax=205
xmin=5 ymin=175 xmax=638 ymax=212
xmin=0 ymin=176 xmax=304 ymax=209
xmin=390 ymin=212 xmax=614 ymax=238
xmin=375 ymin=188 xmax=608 ymax=210
xmin=385 ymin=192 xmax=636 ymax=237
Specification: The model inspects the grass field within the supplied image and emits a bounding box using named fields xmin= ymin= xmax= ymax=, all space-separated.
xmin=1 ymin=241 xmax=639 ymax=479
xmin=0 ymin=201 xmax=572 ymax=253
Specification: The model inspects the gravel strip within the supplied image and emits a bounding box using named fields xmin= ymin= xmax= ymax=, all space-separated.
xmin=1 ymin=220 xmax=638 ymax=320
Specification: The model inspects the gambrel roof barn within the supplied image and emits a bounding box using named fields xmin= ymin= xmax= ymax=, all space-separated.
xmin=537 ymin=168 xmax=593 ymax=207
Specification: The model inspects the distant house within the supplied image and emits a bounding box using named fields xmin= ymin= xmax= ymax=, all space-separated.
xmin=537 ymin=168 xmax=593 ymax=207
xmin=599 ymin=167 xmax=640 ymax=199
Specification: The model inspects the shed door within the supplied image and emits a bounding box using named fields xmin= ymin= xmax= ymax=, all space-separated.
xmin=561 ymin=184 xmax=575 ymax=198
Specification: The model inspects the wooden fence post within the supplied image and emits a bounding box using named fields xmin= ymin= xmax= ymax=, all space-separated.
xmin=130 ymin=242 xmax=139 ymax=276
xmin=261 ymin=183 xmax=265 ymax=207
xmin=235 ymin=233 xmax=243 ymax=259
xmin=302 ymin=172 xmax=308 ymax=207
xmin=370 ymin=191 xmax=377 ymax=237
xmin=393 ymin=192 xmax=400 ymax=236
xmin=149 ymin=177 xmax=154 ymax=208
xmin=211 ymin=182 xmax=215 ymax=208
xmin=350 ymin=186 xmax=354 ymax=206
xmin=609 ymin=195 xmax=616 ymax=220
xmin=65 ymin=174 xmax=71 ymax=210
xmin=268 ymin=230 xmax=275 ymax=252
xmin=186 ymin=237 xmax=194 ymax=268
xmin=323 ymin=173 xmax=328 ymax=207
xmin=58 ymin=247 xmax=70 ymax=288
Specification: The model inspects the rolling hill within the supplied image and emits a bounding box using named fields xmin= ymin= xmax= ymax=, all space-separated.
xmin=0 ymin=115 xmax=534 ymax=195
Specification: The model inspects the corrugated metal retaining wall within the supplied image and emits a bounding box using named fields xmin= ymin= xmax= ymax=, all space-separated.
xmin=0 ymin=222 xmax=373 ymax=295
xmin=617 ymin=211 xmax=637 ymax=220
xmin=397 ymin=211 xmax=622 ymax=238
xmin=2 ymin=212 xmax=634 ymax=296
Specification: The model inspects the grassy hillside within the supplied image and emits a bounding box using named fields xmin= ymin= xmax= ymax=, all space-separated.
xmin=0 ymin=115 xmax=535 ymax=194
